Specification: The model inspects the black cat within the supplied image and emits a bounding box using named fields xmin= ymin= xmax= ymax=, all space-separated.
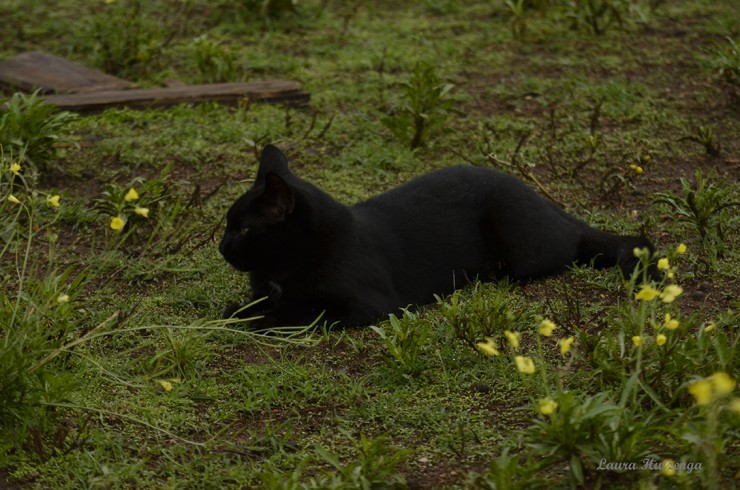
xmin=219 ymin=145 xmax=655 ymax=327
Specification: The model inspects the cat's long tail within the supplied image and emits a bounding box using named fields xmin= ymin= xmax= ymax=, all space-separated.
xmin=577 ymin=228 xmax=659 ymax=280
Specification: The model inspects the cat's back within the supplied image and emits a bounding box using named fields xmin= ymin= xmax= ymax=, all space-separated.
xmin=355 ymin=165 xmax=529 ymax=212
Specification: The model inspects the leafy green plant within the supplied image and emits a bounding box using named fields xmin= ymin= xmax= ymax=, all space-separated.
xmin=86 ymin=0 xmax=164 ymax=78
xmin=0 ymin=91 xmax=77 ymax=172
xmin=507 ymin=0 xmax=529 ymax=39
xmin=381 ymin=61 xmax=454 ymax=149
xmin=522 ymin=391 xmax=622 ymax=486
xmin=93 ymin=172 xmax=197 ymax=254
xmin=654 ymin=170 xmax=739 ymax=260
xmin=370 ymin=309 xmax=431 ymax=377
xmin=437 ymin=282 xmax=525 ymax=351
xmin=187 ymin=35 xmax=240 ymax=83
xmin=312 ymin=433 xmax=409 ymax=489
xmin=679 ymin=124 xmax=721 ymax=157
xmin=563 ymin=0 xmax=629 ymax=35
xmin=474 ymin=448 xmax=547 ymax=490
xmin=704 ymin=37 xmax=740 ymax=88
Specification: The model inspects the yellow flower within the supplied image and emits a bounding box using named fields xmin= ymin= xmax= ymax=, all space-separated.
xmin=710 ymin=372 xmax=736 ymax=397
xmin=660 ymin=284 xmax=683 ymax=303
xmin=504 ymin=330 xmax=521 ymax=350
xmin=158 ymin=380 xmax=173 ymax=392
xmin=10 ymin=162 xmax=22 ymax=175
xmin=158 ymin=378 xmax=181 ymax=392
xmin=656 ymin=334 xmax=667 ymax=346
xmin=688 ymin=379 xmax=713 ymax=405
xmin=688 ymin=372 xmax=736 ymax=406
xmin=110 ymin=216 xmax=125 ymax=230
xmin=635 ymin=285 xmax=660 ymax=301
xmin=538 ymin=397 xmax=558 ymax=415
xmin=657 ymin=257 xmax=670 ymax=270
xmin=660 ymin=459 xmax=676 ymax=477
xmin=676 ymin=243 xmax=687 ymax=254
xmin=7 ymin=194 xmax=21 ymax=205
xmin=663 ymin=313 xmax=679 ymax=330
xmin=476 ymin=338 xmax=499 ymax=357
xmin=47 ymin=194 xmax=61 ymax=207
xmin=124 ymin=187 xmax=140 ymax=202
xmin=629 ymin=164 xmax=644 ymax=174
xmin=704 ymin=322 xmax=715 ymax=333
xmin=514 ymin=356 xmax=535 ymax=374
xmin=730 ymin=398 xmax=740 ymax=415
xmin=632 ymin=335 xmax=642 ymax=347
xmin=134 ymin=207 xmax=149 ymax=218
xmin=56 ymin=294 xmax=70 ymax=303
xmin=538 ymin=319 xmax=556 ymax=337
xmin=559 ymin=336 xmax=574 ymax=356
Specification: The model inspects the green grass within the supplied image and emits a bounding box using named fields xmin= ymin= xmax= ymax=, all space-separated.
xmin=1 ymin=0 xmax=739 ymax=488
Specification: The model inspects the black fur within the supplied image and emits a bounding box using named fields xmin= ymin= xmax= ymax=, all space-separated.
xmin=219 ymin=145 xmax=655 ymax=327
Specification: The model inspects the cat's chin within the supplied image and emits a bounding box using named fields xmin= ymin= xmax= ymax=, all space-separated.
xmin=222 ymin=256 xmax=252 ymax=273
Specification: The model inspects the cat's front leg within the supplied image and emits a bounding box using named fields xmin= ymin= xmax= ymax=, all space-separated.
xmin=222 ymin=279 xmax=282 ymax=319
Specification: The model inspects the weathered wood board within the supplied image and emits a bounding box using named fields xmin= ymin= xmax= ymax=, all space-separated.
xmin=40 ymin=81 xmax=310 ymax=112
xmin=0 ymin=51 xmax=311 ymax=112
xmin=0 ymin=51 xmax=135 ymax=94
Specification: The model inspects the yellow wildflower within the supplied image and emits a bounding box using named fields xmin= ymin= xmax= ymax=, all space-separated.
xmin=656 ymin=334 xmax=667 ymax=346
xmin=57 ymin=294 xmax=70 ymax=303
xmin=514 ymin=356 xmax=535 ymax=374
xmin=47 ymin=194 xmax=61 ymax=207
xmin=538 ymin=397 xmax=558 ymax=415
xmin=664 ymin=313 xmax=679 ymax=330
xmin=158 ymin=380 xmax=173 ymax=392
xmin=688 ymin=372 xmax=736 ymax=406
xmin=632 ymin=335 xmax=642 ymax=347
xmin=476 ymin=338 xmax=499 ymax=357
xmin=504 ymin=330 xmax=521 ymax=350
xmin=110 ymin=216 xmax=125 ymax=230
xmin=710 ymin=372 xmax=736 ymax=397
xmin=559 ymin=337 xmax=575 ymax=356
xmin=660 ymin=284 xmax=683 ymax=303
xmin=676 ymin=243 xmax=687 ymax=254
xmin=7 ymin=194 xmax=21 ymax=205
xmin=629 ymin=164 xmax=644 ymax=174
xmin=635 ymin=285 xmax=660 ymax=301
xmin=538 ymin=319 xmax=556 ymax=337
xmin=657 ymin=257 xmax=670 ymax=270
xmin=134 ymin=207 xmax=149 ymax=218
xmin=124 ymin=187 xmax=140 ymax=202
xmin=661 ymin=459 xmax=676 ymax=477
xmin=704 ymin=322 xmax=715 ymax=333
xmin=10 ymin=162 xmax=22 ymax=176
xmin=688 ymin=379 xmax=713 ymax=405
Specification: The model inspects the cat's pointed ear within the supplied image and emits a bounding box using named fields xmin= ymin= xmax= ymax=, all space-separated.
xmin=256 ymin=145 xmax=289 ymax=182
xmin=261 ymin=172 xmax=295 ymax=223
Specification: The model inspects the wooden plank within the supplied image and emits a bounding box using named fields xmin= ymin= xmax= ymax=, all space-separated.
xmin=0 ymin=51 xmax=135 ymax=94
xmin=40 ymin=81 xmax=311 ymax=112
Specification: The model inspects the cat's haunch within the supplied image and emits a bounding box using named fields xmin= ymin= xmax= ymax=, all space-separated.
xmin=219 ymin=145 xmax=656 ymax=328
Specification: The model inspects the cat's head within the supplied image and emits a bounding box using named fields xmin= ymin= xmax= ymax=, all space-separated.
xmin=219 ymin=145 xmax=302 ymax=272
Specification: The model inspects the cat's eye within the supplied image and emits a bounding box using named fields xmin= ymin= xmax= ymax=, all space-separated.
xmin=239 ymin=227 xmax=249 ymax=236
